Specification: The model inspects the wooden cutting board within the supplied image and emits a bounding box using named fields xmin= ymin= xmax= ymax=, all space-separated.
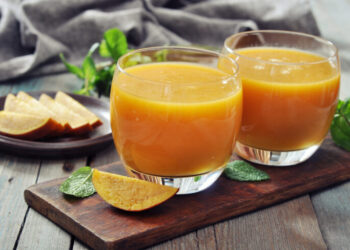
xmin=25 ymin=137 xmax=350 ymax=250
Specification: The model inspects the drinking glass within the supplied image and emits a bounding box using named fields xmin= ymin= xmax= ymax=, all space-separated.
xmin=223 ymin=30 xmax=340 ymax=166
xmin=110 ymin=46 xmax=242 ymax=194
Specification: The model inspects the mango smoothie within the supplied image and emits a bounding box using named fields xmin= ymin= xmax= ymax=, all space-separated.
xmin=233 ymin=47 xmax=340 ymax=151
xmin=110 ymin=62 xmax=242 ymax=177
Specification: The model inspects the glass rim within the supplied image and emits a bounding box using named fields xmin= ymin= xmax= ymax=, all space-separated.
xmin=224 ymin=30 xmax=339 ymax=66
xmin=116 ymin=46 xmax=240 ymax=86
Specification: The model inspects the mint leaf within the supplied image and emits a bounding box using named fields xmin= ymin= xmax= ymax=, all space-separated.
xmin=155 ymin=49 xmax=168 ymax=62
xmin=124 ymin=53 xmax=152 ymax=67
xmin=59 ymin=167 xmax=95 ymax=197
xmin=87 ymin=42 xmax=99 ymax=57
xmin=59 ymin=53 xmax=84 ymax=79
xmin=194 ymin=176 xmax=201 ymax=182
xmin=331 ymin=99 xmax=350 ymax=151
xmin=82 ymin=56 xmax=97 ymax=84
xmin=104 ymin=28 xmax=128 ymax=61
xmin=74 ymin=86 xmax=93 ymax=96
xmin=95 ymin=66 xmax=114 ymax=96
xmin=224 ymin=160 xmax=270 ymax=181
xmin=79 ymin=43 xmax=100 ymax=96
xmin=99 ymin=39 xmax=112 ymax=58
xmin=60 ymin=28 xmax=129 ymax=97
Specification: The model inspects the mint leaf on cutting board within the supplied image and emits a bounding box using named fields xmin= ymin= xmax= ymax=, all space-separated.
xmin=59 ymin=166 xmax=95 ymax=198
xmin=224 ymin=160 xmax=270 ymax=181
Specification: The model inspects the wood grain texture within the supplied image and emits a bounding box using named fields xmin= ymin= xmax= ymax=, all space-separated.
xmin=311 ymin=182 xmax=350 ymax=250
xmin=24 ymin=137 xmax=350 ymax=250
xmin=196 ymin=226 xmax=217 ymax=250
xmin=214 ymin=196 xmax=326 ymax=250
xmin=0 ymin=155 xmax=40 ymax=250
xmin=17 ymin=158 xmax=87 ymax=250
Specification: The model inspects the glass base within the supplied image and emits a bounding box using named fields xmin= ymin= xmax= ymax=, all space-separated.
xmin=127 ymin=167 xmax=225 ymax=195
xmin=235 ymin=141 xmax=320 ymax=166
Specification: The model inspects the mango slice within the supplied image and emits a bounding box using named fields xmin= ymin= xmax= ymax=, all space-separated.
xmin=55 ymin=91 xmax=102 ymax=128
xmin=39 ymin=94 xmax=92 ymax=135
xmin=0 ymin=111 xmax=58 ymax=140
xmin=92 ymin=169 xmax=178 ymax=211
xmin=5 ymin=93 xmax=65 ymax=135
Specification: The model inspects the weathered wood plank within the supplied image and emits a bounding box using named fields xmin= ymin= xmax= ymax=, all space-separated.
xmin=214 ymin=196 xmax=326 ymax=250
xmin=17 ymin=158 xmax=87 ymax=250
xmin=196 ymin=226 xmax=217 ymax=250
xmin=0 ymin=155 xmax=40 ymax=250
xmin=149 ymin=233 xmax=199 ymax=250
xmin=147 ymin=215 xmax=217 ymax=249
xmin=311 ymin=182 xmax=350 ymax=250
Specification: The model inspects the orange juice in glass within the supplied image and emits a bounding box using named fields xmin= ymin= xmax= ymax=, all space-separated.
xmin=223 ymin=30 xmax=340 ymax=166
xmin=110 ymin=47 xmax=242 ymax=194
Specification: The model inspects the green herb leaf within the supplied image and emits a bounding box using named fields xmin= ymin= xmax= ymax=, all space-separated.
xmin=331 ymin=99 xmax=350 ymax=151
xmin=95 ymin=66 xmax=114 ymax=96
xmin=87 ymin=42 xmax=99 ymax=57
xmin=194 ymin=176 xmax=201 ymax=182
xmin=155 ymin=49 xmax=168 ymax=62
xmin=99 ymin=39 xmax=112 ymax=58
xmin=79 ymin=43 xmax=100 ymax=96
xmin=82 ymin=56 xmax=97 ymax=84
xmin=74 ymin=86 xmax=93 ymax=96
xmin=60 ymin=28 xmax=129 ymax=97
xmin=59 ymin=167 xmax=95 ymax=197
xmin=124 ymin=53 xmax=152 ymax=67
xmin=224 ymin=160 xmax=270 ymax=181
xmin=104 ymin=28 xmax=128 ymax=61
xmin=59 ymin=53 xmax=84 ymax=79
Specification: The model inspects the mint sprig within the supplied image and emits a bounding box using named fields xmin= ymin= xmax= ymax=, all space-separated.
xmin=60 ymin=28 xmax=158 ymax=97
xmin=59 ymin=28 xmax=128 ymax=97
xmin=224 ymin=160 xmax=270 ymax=182
xmin=331 ymin=99 xmax=350 ymax=151
xmin=59 ymin=167 xmax=95 ymax=198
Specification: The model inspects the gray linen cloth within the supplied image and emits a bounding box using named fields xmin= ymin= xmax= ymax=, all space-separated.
xmin=0 ymin=0 xmax=319 ymax=81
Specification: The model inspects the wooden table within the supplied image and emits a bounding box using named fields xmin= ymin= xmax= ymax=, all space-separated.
xmin=1 ymin=0 xmax=350 ymax=249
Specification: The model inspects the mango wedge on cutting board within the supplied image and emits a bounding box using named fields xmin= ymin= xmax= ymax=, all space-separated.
xmin=92 ymin=169 xmax=178 ymax=211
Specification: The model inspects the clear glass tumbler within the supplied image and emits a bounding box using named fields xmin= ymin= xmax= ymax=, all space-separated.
xmin=223 ymin=30 xmax=340 ymax=166
xmin=110 ymin=46 xmax=242 ymax=194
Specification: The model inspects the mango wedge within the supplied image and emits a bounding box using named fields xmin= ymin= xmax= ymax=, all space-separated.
xmin=92 ymin=169 xmax=178 ymax=211
xmin=55 ymin=91 xmax=102 ymax=128
xmin=17 ymin=91 xmax=57 ymax=118
xmin=5 ymin=93 xmax=65 ymax=135
xmin=0 ymin=111 xmax=58 ymax=140
xmin=39 ymin=94 xmax=92 ymax=135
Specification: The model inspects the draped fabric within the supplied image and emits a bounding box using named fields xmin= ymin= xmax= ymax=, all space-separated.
xmin=0 ymin=0 xmax=319 ymax=81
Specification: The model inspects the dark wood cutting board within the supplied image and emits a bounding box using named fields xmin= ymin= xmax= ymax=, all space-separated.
xmin=24 ymin=137 xmax=350 ymax=250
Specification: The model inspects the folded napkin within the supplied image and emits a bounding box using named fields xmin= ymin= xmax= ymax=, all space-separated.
xmin=0 ymin=0 xmax=319 ymax=81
